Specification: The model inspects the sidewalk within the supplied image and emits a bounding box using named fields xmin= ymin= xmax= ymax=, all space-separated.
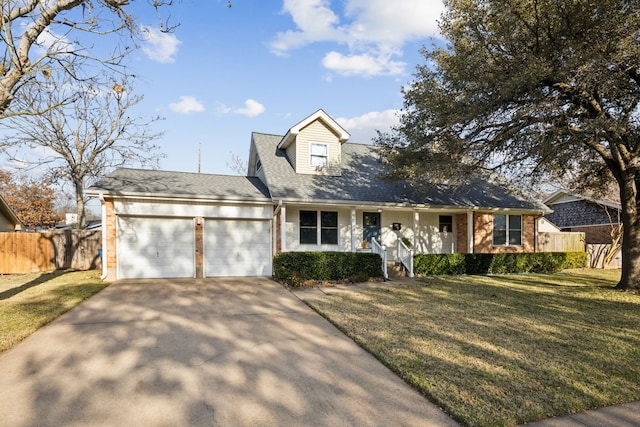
xmin=523 ymin=401 xmax=640 ymax=426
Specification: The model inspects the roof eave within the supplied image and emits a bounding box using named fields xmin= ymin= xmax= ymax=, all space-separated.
xmin=274 ymin=197 xmax=548 ymax=214
xmin=85 ymin=189 xmax=273 ymax=205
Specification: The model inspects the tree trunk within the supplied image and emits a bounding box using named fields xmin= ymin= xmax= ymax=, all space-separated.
xmin=75 ymin=179 xmax=86 ymax=229
xmin=615 ymin=174 xmax=640 ymax=291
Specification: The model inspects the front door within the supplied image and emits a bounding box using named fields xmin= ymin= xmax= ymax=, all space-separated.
xmin=363 ymin=212 xmax=381 ymax=247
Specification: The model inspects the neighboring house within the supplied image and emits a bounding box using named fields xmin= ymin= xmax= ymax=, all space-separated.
xmin=0 ymin=195 xmax=25 ymax=232
xmin=87 ymin=109 xmax=549 ymax=280
xmin=543 ymin=190 xmax=621 ymax=244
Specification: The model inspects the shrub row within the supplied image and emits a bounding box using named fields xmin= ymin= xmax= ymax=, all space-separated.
xmin=413 ymin=252 xmax=587 ymax=276
xmin=273 ymin=252 xmax=383 ymax=286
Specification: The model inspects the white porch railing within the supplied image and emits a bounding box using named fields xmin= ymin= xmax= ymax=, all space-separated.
xmin=371 ymin=238 xmax=388 ymax=280
xmin=397 ymin=239 xmax=414 ymax=278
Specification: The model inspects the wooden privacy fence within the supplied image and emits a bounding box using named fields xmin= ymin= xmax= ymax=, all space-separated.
xmin=0 ymin=230 xmax=101 ymax=274
xmin=538 ymin=232 xmax=586 ymax=252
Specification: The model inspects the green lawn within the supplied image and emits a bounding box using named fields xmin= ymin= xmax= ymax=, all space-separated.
xmin=0 ymin=270 xmax=109 ymax=353
xmin=303 ymin=269 xmax=640 ymax=427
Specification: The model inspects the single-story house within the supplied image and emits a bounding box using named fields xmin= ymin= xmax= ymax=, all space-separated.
xmin=0 ymin=194 xmax=25 ymax=232
xmin=87 ymin=109 xmax=549 ymax=280
xmin=543 ymin=190 xmax=621 ymax=244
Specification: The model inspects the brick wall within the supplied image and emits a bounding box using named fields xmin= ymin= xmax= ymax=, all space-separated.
xmin=567 ymin=224 xmax=614 ymax=244
xmin=456 ymin=213 xmax=468 ymax=253
xmin=195 ymin=218 xmax=204 ymax=278
xmin=275 ymin=208 xmax=282 ymax=254
xmin=105 ymin=198 xmax=117 ymax=279
xmin=475 ymin=213 xmax=536 ymax=253
xmin=457 ymin=212 xmax=537 ymax=254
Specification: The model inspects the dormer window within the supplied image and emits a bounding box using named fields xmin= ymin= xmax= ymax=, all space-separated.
xmin=310 ymin=142 xmax=328 ymax=168
xmin=256 ymin=159 xmax=262 ymax=172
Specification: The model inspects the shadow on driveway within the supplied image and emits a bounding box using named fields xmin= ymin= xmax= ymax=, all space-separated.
xmin=0 ymin=277 xmax=458 ymax=426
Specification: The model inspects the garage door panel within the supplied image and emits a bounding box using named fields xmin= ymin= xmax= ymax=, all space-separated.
xmin=205 ymin=219 xmax=271 ymax=277
xmin=118 ymin=217 xmax=195 ymax=279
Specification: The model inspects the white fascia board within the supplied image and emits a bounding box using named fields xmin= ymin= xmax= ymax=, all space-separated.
xmin=84 ymin=190 xmax=273 ymax=205
xmin=277 ymin=109 xmax=351 ymax=150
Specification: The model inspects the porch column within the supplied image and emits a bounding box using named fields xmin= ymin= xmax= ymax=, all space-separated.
xmin=350 ymin=208 xmax=357 ymax=252
xmin=467 ymin=210 xmax=474 ymax=253
xmin=280 ymin=206 xmax=287 ymax=252
xmin=413 ymin=211 xmax=419 ymax=248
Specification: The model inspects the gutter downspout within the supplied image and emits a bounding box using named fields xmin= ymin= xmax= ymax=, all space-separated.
xmin=99 ymin=193 xmax=108 ymax=281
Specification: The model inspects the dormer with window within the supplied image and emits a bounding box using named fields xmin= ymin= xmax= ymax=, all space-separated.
xmin=277 ymin=109 xmax=350 ymax=176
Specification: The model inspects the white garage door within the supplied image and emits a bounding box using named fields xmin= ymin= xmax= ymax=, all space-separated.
xmin=117 ymin=217 xmax=195 ymax=279
xmin=205 ymin=219 xmax=271 ymax=277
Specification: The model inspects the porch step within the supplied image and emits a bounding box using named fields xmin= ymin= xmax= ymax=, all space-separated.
xmin=386 ymin=261 xmax=407 ymax=279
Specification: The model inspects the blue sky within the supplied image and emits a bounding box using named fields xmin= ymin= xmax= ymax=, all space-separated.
xmin=126 ymin=0 xmax=445 ymax=175
xmin=2 ymin=0 xmax=446 ymax=180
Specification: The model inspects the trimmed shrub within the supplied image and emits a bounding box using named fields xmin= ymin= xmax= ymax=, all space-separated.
xmin=273 ymin=252 xmax=383 ymax=286
xmin=413 ymin=252 xmax=588 ymax=276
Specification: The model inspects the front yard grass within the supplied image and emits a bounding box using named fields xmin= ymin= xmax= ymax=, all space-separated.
xmin=303 ymin=269 xmax=640 ymax=427
xmin=0 ymin=270 xmax=109 ymax=353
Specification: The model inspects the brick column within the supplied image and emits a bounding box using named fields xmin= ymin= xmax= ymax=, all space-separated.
xmin=104 ymin=198 xmax=117 ymax=280
xmin=456 ymin=213 xmax=468 ymax=253
xmin=195 ymin=218 xmax=204 ymax=278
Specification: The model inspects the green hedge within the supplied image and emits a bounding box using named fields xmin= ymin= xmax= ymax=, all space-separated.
xmin=273 ymin=252 xmax=383 ymax=286
xmin=413 ymin=252 xmax=588 ymax=276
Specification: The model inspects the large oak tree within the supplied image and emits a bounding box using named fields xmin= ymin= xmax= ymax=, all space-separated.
xmin=377 ymin=0 xmax=640 ymax=290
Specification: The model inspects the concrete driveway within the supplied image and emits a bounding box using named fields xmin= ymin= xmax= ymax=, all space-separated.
xmin=0 ymin=277 xmax=458 ymax=427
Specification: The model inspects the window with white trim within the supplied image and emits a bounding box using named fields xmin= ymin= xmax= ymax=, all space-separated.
xmin=310 ymin=142 xmax=328 ymax=168
xmin=493 ymin=214 xmax=522 ymax=246
xmin=439 ymin=215 xmax=453 ymax=233
xmin=300 ymin=211 xmax=317 ymax=244
xmin=320 ymin=211 xmax=338 ymax=244
xmin=299 ymin=210 xmax=339 ymax=245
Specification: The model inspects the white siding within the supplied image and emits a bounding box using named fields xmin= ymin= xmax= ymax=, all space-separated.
xmin=295 ymin=121 xmax=342 ymax=175
xmin=114 ymin=200 xmax=272 ymax=219
xmin=552 ymin=193 xmax=582 ymax=204
xmin=285 ymin=206 xmax=352 ymax=252
xmin=286 ymin=141 xmax=297 ymax=170
xmin=282 ymin=207 xmax=457 ymax=256
xmin=412 ymin=213 xmax=456 ymax=255
xmin=0 ymin=214 xmax=13 ymax=232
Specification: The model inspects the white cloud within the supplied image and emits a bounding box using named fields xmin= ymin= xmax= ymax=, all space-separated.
xmin=270 ymin=0 xmax=444 ymax=77
xmin=169 ymin=96 xmax=205 ymax=114
xmin=270 ymin=0 xmax=344 ymax=54
xmin=218 ymin=99 xmax=265 ymax=117
xmin=343 ymin=0 xmax=443 ymax=46
xmin=322 ymin=51 xmax=406 ymax=77
xmin=140 ymin=26 xmax=181 ymax=63
xmin=336 ymin=109 xmax=401 ymax=144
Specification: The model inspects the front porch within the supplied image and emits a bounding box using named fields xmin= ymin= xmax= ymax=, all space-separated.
xmin=273 ymin=204 xmax=539 ymax=278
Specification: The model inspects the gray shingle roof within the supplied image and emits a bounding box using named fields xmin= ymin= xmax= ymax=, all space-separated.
xmin=87 ymin=168 xmax=271 ymax=201
xmin=252 ymin=132 xmax=548 ymax=211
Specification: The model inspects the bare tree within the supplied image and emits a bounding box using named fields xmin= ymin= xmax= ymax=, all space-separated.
xmin=2 ymin=74 xmax=164 ymax=228
xmin=0 ymin=0 xmax=230 ymax=119
xmin=603 ymin=207 xmax=623 ymax=269
xmin=226 ymin=151 xmax=248 ymax=175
